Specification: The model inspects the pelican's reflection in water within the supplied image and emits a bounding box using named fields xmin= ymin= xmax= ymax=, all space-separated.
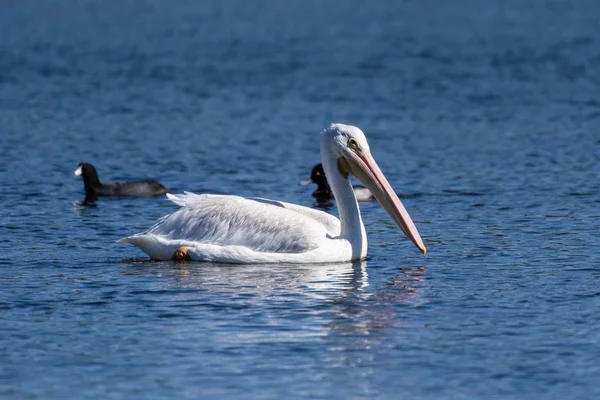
xmin=324 ymin=266 xmax=427 ymax=334
xmin=120 ymin=259 xmax=427 ymax=386
xmin=121 ymin=260 xmax=426 ymax=332
xmin=121 ymin=259 xmax=369 ymax=302
xmin=317 ymin=265 xmax=428 ymax=397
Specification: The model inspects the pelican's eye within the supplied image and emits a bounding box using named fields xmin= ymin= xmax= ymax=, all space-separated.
xmin=348 ymin=137 xmax=361 ymax=152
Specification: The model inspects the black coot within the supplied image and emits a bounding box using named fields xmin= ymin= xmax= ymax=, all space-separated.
xmin=74 ymin=162 xmax=168 ymax=202
xmin=301 ymin=163 xmax=374 ymax=202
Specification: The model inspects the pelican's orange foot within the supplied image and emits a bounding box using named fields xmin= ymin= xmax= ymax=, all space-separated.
xmin=171 ymin=246 xmax=191 ymax=262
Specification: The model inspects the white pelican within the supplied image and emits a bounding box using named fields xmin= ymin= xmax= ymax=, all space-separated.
xmin=119 ymin=124 xmax=426 ymax=263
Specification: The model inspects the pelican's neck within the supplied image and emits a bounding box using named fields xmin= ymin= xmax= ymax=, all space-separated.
xmin=321 ymin=147 xmax=367 ymax=257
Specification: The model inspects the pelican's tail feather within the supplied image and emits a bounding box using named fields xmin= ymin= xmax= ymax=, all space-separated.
xmin=166 ymin=193 xmax=187 ymax=206
xmin=118 ymin=234 xmax=179 ymax=261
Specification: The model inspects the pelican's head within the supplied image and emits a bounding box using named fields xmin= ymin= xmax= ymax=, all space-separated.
xmin=322 ymin=124 xmax=427 ymax=255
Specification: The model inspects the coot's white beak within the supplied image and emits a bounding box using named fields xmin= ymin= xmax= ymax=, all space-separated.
xmin=74 ymin=166 xmax=82 ymax=176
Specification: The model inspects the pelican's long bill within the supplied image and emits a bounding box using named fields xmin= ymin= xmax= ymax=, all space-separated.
xmin=341 ymin=150 xmax=427 ymax=255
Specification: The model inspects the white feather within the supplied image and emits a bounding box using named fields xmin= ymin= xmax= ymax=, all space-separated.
xmin=119 ymin=192 xmax=346 ymax=263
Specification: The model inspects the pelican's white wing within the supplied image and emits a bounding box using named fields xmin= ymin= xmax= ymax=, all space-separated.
xmin=120 ymin=192 xmax=341 ymax=260
xmin=246 ymin=196 xmax=341 ymax=235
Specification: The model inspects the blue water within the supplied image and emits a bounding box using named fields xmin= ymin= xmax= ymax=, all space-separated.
xmin=1 ymin=0 xmax=599 ymax=398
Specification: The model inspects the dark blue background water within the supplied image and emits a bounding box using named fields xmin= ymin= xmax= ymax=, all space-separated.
xmin=1 ymin=0 xmax=599 ymax=398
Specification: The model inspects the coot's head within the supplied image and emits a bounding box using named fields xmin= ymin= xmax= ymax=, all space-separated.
xmin=300 ymin=163 xmax=333 ymax=201
xmin=310 ymin=164 xmax=329 ymax=188
xmin=74 ymin=163 xmax=100 ymax=183
xmin=300 ymin=163 xmax=330 ymax=191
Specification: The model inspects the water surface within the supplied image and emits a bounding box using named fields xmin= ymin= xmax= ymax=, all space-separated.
xmin=1 ymin=0 xmax=599 ymax=398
